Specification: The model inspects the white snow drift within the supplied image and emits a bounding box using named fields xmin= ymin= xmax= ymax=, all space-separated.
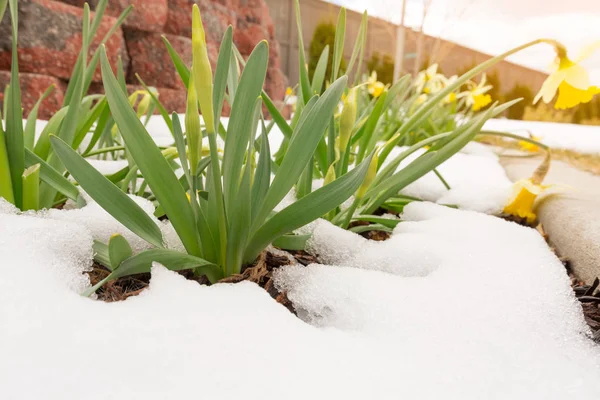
xmin=1 ymin=196 xmax=599 ymax=399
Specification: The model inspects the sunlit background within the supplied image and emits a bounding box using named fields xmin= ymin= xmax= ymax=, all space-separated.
xmin=331 ymin=0 xmax=600 ymax=83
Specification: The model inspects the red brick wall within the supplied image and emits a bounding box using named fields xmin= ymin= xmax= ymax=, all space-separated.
xmin=0 ymin=0 xmax=287 ymax=119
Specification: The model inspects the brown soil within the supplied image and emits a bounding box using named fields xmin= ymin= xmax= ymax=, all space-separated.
xmin=88 ymin=248 xmax=325 ymax=313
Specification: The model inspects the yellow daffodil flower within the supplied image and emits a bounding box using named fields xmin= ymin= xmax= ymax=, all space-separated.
xmin=444 ymin=92 xmax=457 ymax=104
xmin=459 ymin=74 xmax=493 ymax=111
xmin=518 ymin=135 xmax=542 ymax=153
xmin=535 ymin=41 xmax=600 ymax=109
xmin=503 ymin=153 xmax=551 ymax=224
xmin=472 ymin=93 xmax=492 ymax=111
xmin=285 ymin=87 xmax=293 ymax=96
xmin=415 ymin=64 xmax=446 ymax=94
xmin=367 ymin=71 xmax=386 ymax=98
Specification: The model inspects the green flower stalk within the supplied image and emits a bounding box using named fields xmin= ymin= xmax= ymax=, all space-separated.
xmin=191 ymin=3 xmax=227 ymax=267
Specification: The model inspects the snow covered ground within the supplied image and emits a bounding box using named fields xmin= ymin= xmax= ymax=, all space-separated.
xmin=4 ymin=116 xmax=598 ymax=398
xmin=484 ymin=118 xmax=600 ymax=154
xmin=1 ymin=197 xmax=599 ymax=399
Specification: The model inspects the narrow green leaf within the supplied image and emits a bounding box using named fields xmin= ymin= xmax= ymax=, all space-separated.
xmin=50 ymin=135 xmax=164 ymax=248
xmin=162 ymin=35 xmax=190 ymax=87
xmin=253 ymin=76 xmax=347 ymax=229
xmin=82 ymin=249 xmax=222 ymax=297
xmin=0 ymin=113 xmax=14 ymax=204
xmin=251 ymin=119 xmax=271 ymax=221
xmin=108 ymin=234 xmax=133 ymax=270
xmin=33 ymin=106 xmax=68 ymax=160
xmin=351 ymin=11 xmax=368 ymax=85
xmin=272 ymin=234 xmax=310 ymax=251
xmin=92 ymin=240 xmax=111 ymax=270
xmin=213 ymin=26 xmax=233 ymax=124
xmin=294 ymin=0 xmax=312 ymax=103
xmin=24 ymin=85 xmax=55 ymax=150
xmin=222 ymin=41 xmax=268 ymax=209
xmin=245 ymin=152 xmax=373 ymax=262
xmin=21 ymin=164 xmax=40 ymax=211
xmin=24 ymin=148 xmax=80 ymax=203
xmin=100 ymin=47 xmax=201 ymax=256
xmin=6 ymin=0 xmax=24 ymax=208
xmin=332 ymin=8 xmax=346 ymax=81
xmin=311 ymin=45 xmax=329 ymax=94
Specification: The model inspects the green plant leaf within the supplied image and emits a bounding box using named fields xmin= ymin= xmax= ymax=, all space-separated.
xmin=294 ymin=0 xmax=312 ymax=103
xmin=222 ymin=41 xmax=268 ymax=211
xmin=272 ymin=233 xmax=310 ymax=251
xmin=100 ymin=47 xmax=201 ymax=256
xmin=24 ymin=85 xmax=55 ymax=150
xmin=24 ymin=148 xmax=80 ymax=203
xmin=0 ymin=111 xmax=14 ymax=204
xmin=251 ymin=119 xmax=271 ymax=221
xmin=331 ymin=7 xmax=346 ymax=81
xmin=108 ymin=234 xmax=133 ymax=270
xmin=33 ymin=106 xmax=68 ymax=160
xmin=162 ymin=35 xmax=190 ymax=87
xmin=82 ymin=249 xmax=222 ymax=297
xmin=21 ymin=163 xmax=40 ymax=211
xmin=311 ymin=45 xmax=329 ymax=94
xmin=253 ymin=76 xmax=347 ymax=229
xmin=6 ymin=0 xmax=24 ymax=208
xmin=92 ymin=240 xmax=111 ymax=270
xmin=213 ymin=26 xmax=233 ymax=124
xmin=50 ymin=135 xmax=164 ymax=248
xmin=245 ymin=152 xmax=374 ymax=262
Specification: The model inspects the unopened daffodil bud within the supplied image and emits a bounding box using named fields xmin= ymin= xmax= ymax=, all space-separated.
xmin=535 ymin=40 xmax=600 ymax=110
xmin=136 ymin=91 xmax=151 ymax=118
xmin=185 ymin=75 xmax=201 ymax=176
xmin=323 ymin=164 xmax=337 ymax=187
xmin=355 ymin=150 xmax=380 ymax=200
xmin=192 ymin=4 xmax=215 ymax=134
xmin=339 ymin=87 xmax=358 ymax=154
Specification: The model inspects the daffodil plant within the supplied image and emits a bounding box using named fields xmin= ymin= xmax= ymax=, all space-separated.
xmin=51 ymin=4 xmax=375 ymax=294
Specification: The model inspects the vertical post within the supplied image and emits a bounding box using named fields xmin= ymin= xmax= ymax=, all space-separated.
xmin=392 ymin=0 xmax=407 ymax=82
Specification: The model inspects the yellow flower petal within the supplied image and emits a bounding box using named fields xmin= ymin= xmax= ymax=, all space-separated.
xmin=554 ymin=81 xmax=600 ymax=110
xmin=285 ymin=87 xmax=293 ymax=96
xmin=472 ymin=93 xmax=491 ymax=111
xmin=503 ymin=179 xmax=540 ymax=224
xmin=563 ymin=63 xmax=590 ymax=90
xmin=534 ymin=70 xmax=566 ymax=104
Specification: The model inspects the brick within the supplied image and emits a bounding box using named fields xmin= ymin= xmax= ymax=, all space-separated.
xmin=126 ymin=30 xmax=218 ymax=90
xmin=0 ymin=0 xmax=128 ymax=83
xmin=0 ymin=71 xmax=66 ymax=119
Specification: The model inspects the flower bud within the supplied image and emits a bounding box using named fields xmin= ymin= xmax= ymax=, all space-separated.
xmin=192 ymin=4 xmax=215 ymax=134
xmin=355 ymin=150 xmax=379 ymax=200
xmin=339 ymin=87 xmax=357 ymax=153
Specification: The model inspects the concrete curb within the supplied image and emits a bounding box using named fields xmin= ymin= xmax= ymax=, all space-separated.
xmin=500 ymin=155 xmax=600 ymax=284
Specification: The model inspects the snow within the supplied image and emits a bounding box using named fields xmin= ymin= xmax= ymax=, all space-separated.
xmin=2 ymin=197 xmax=600 ymax=399
xmin=385 ymin=142 xmax=513 ymax=214
xmin=484 ymin=118 xmax=600 ymax=154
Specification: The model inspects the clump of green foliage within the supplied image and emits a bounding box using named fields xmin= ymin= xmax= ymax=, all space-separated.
xmin=308 ymin=20 xmax=346 ymax=84
xmin=504 ymin=83 xmax=534 ymax=120
xmin=367 ymin=52 xmax=394 ymax=84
